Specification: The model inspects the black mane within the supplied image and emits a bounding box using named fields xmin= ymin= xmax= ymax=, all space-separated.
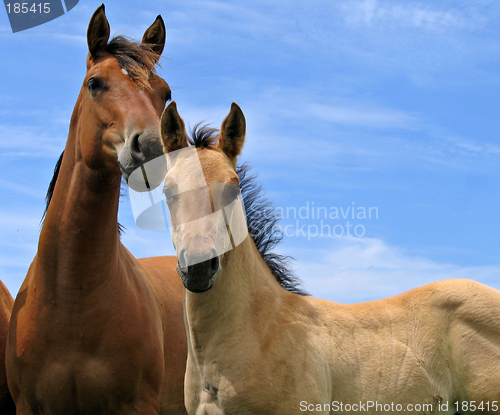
xmin=42 ymin=151 xmax=63 ymax=223
xmin=237 ymin=164 xmax=308 ymax=296
xmin=189 ymin=123 xmax=219 ymax=148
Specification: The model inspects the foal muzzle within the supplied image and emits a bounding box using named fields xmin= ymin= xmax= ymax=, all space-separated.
xmin=176 ymin=256 xmax=222 ymax=293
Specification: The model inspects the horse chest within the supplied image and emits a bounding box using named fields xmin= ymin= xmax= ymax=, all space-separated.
xmin=25 ymin=357 xmax=140 ymax=414
xmin=14 ymin=311 xmax=161 ymax=414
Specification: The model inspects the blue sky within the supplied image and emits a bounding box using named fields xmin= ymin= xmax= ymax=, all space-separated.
xmin=0 ymin=0 xmax=499 ymax=302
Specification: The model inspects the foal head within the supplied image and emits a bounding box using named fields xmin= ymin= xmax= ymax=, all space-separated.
xmin=160 ymin=102 xmax=247 ymax=292
xmin=77 ymin=5 xmax=170 ymax=185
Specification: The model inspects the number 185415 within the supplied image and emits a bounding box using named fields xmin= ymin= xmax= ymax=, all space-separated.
xmin=6 ymin=3 xmax=51 ymax=13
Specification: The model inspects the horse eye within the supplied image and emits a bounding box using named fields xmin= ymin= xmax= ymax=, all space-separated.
xmin=164 ymin=92 xmax=171 ymax=103
xmin=88 ymin=77 xmax=103 ymax=93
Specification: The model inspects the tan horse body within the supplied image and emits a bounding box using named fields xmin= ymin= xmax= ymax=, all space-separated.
xmin=0 ymin=280 xmax=14 ymax=414
xmin=6 ymin=7 xmax=186 ymax=415
xmin=160 ymin=101 xmax=500 ymax=414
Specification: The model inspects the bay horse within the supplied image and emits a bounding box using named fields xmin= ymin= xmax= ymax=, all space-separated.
xmin=159 ymin=101 xmax=500 ymax=414
xmin=6 ymin=6 xmax=187 ymax=414
xmin=0 ymin=280 xmax=14 ymax=414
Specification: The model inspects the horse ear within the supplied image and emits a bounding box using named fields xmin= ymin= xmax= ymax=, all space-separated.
xmin=142 ymin=15 xmax=166 ymax=61
xmin=161 ymin=101 xmax=188 ymax=153
xmin=219 ymin=102 xmax=246 ymax=163
xmin=87 ymin=4 xmax=110 ymax=58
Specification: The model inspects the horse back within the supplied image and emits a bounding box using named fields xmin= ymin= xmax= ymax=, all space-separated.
xmin=321 ymin=279 xmax=500 ymax=407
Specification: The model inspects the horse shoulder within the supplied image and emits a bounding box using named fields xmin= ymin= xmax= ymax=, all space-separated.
xmin=137 ymin=255 xmax=188 ymax=414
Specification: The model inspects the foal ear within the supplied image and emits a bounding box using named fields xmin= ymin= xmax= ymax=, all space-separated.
xmin=142 ymin=15 xmax=166 ymax=61
xmin=161 ymin=101 xmax=188 ymax=153
xmin=87 ymin=4 xmax=110 ymax=58
xmin=219 ymin=102 xmax=246 ymax=163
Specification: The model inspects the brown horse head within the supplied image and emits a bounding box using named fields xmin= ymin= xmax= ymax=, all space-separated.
xmin=160 ymin=101 xmax=247 ymax=292
xmin=79 ymin=4 xmax=169 ymax=185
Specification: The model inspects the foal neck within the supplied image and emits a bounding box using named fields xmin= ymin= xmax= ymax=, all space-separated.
xmin=184 ymin=235 xmax=286 ymax=339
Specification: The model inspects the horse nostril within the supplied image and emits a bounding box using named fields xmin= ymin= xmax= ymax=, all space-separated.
xmin=130 ymin=132 xmax=143 ymax=159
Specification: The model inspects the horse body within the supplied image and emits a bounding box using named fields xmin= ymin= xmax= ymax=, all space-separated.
xmin=0 ymin=280 xmax=15 ymax=414
xmin=160 ymin=101 xmax=500 ymax=415
xmin=6 ymin=6 xmax=186 ymax=414
xmin=10 ymin=252 xmax=185 ymax=414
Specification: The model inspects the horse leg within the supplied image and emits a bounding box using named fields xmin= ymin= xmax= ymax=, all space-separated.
xmin=10 ymin=398 xmax=35 ymax=415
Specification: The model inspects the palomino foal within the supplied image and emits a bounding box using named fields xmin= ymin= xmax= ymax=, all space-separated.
xmin=6 ymin=6 xmax=186 ymax=415
xmin=160 ymin=101 xmax=500 ymax=414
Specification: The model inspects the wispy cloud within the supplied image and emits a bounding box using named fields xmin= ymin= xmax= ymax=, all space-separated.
xmin=304 ymin=103 xmax=420 ymax=130
xmin=0 ymin=209 xmax=41 ymax=294
xmin=0 ymin=209 xmax=41 ymax=242
xmin=53 ymin=33 xmax=86 ymax=45
xmin=290 ymin=236 xmax=500 ymax=303
xmin=339 ymin=0 xmax=469 ymax=31
xmin=0 ymin=179 xmax=46 ymax=199
xmin=164 ymin=87 xmax=500 ymax=181
xmin=0 ymin=124 xmax=65 ymax=158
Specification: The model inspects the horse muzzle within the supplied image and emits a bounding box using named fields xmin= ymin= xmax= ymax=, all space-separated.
xmin=119 ymin=130 xmax=167 ymax=191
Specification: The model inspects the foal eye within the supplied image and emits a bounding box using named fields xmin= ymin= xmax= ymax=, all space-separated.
xmin=163 ymin=187 xmax=175 ymax=198
xmin=88 ymin=77 xmax=104 ymax=93
xmin=225 ymin=185 xmax=239 ymax=202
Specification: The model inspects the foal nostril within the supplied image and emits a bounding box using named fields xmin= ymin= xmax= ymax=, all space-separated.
xmin=178 ymin=248 xmax=188 ymax=269
xmin=180 ymin=251 xmax=221 ymax=292
xmin=210 ymin=256 xmax=220 ymax=276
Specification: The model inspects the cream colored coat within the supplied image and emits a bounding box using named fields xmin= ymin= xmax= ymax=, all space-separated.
xmin=160 ymin=101 xmax=500 ymax=415
xmin=184 ymin=237 xmax=500 ymax=414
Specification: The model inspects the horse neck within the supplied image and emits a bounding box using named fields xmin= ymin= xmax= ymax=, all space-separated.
xmin=184 ymin=236 xmax=285 ymax=342
xmin=37 ymin=106 xmax=122 ymax=293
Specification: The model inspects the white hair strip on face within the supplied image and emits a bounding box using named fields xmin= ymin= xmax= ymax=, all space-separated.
xmin=166 ymin=147 xmax=206 ymax=194
xmin=174 ymin=210 xmax=233 ymax=268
